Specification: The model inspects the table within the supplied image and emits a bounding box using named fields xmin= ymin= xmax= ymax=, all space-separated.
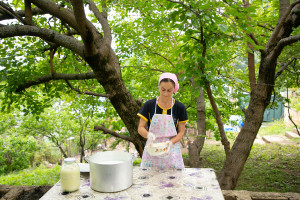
xmin=40 ymin=167 xmax=224 ymax=200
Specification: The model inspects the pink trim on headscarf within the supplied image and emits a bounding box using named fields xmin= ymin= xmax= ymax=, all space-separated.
xmin=158 ymin=73 xmax=179 ymax=93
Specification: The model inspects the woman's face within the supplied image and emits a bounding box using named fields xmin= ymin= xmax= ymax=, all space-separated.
xmin=159 ymin=81 xmax=175 ymax=98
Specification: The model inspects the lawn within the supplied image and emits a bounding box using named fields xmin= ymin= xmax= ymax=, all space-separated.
xmin=258 ymin=120 xmax=295 ymax=136
xmin=198 ymin=142 xmax=300 ymax=192
xmin=0 ymin=165 xmax=60 ymax=186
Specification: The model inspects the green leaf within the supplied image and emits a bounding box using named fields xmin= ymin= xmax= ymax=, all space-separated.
xmin=218 ymin=24 xmax=228 ymax=32
xmin=186 ymin=11 xmax=193 ymax=17
xmin=254 ymin=44 xmax=265 ymax=50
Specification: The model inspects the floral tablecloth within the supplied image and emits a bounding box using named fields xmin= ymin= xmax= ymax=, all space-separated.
xmin=40 ymin=167 xmax=224 ymax=200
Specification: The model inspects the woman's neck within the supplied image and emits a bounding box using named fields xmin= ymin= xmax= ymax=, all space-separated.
xmin=158 ymin=96 xmax=172 ymax=108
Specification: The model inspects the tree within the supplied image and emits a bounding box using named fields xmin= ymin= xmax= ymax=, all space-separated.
xmin=0 ymin=0 xmax=299 ymax=190
xmin=19 ymin=95 xmax=103 ymax=162
xmin=0 ymin=0 xmax=145 ymax=156
xmin=218 ymin=0 xmax=300 ymax=189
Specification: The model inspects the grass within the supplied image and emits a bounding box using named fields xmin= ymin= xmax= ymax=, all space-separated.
xmin=197 ymin=120 xmax=299 ymax=193
xmin=236 ymin=144 xmax=300 ymax=192
xmin=258 ymin=119 xmax=294 ymax=136
xmin=0 ymin=164 xmax=60 ymax=186
xmin=198 ymin=141 xmax=300 ymax=193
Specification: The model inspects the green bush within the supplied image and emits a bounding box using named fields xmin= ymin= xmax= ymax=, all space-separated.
xmin=41 ymin=145 xmax=61 ymax=164
xmin=0 ymin=135 xmax=39 ymax=175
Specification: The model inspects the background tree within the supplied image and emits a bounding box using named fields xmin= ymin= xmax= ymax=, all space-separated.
xmin=19 ymin=95 xmax=106 ymax=162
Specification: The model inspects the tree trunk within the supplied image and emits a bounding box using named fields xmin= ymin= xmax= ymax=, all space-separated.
xmin=218 ymin=1 xmax=300 ymax=189
xmin=247 ymin=41 xmax=256 ymax=91
xmin=84 ymin=51 xmax=146 ymax=157
xmin=280 ymin=0 xmax=291 ymax=19
xmin=244 ymin=0 xmax=256 ymax=92
xmin=218 ymin=78 xmax=269 ymax=189
xmin=188 ymin=86 xmax=206 ymax=167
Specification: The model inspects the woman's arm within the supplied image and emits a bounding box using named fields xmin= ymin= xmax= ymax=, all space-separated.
xmin=170 ymin=122 xmax=186 ymax=144
xmin=138 ymin=118 xmax=150 ymax=138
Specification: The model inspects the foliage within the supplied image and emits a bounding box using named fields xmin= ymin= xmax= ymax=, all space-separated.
xmin=133 ymin=157 xmax=141 ymax=166
xmin=0 ymin=94 xmax=111 ymax=171
xmin=111 ymin=0 xmax=249 ymax=136
xmin=17 ymin=94 xmax=110 ymax=156
xmin=0 ymin=0 xmax=297 ymax=139
xmin=0 ymin=134 xmax=39 ymax=175
xmin=0 ymin=113 xmax=17 ymax=134
xmin=289 ymin=88 xmax=300 ymax=111
xmin=36 ymin=144 xmax=62 ymax=165
xmin=0 ymin=165 xmax=61 ymax=186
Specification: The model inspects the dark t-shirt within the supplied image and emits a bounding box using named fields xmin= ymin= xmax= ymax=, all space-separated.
xmin=137 ymin=98 xmax=188 ymax=132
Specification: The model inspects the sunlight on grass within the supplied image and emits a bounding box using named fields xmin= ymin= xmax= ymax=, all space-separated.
xmin=0 ymin=165 xmax=61 ymax=186
xmin=199 ymin=142 xmax=300 ymax=192
xmin=258 ymin=119 xmax=294 ymax=136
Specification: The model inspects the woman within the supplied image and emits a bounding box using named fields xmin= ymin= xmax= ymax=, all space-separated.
xmin=137 ymin=72 xmax=188 ymax=169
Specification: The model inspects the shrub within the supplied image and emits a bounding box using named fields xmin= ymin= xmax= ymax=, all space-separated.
xmin=0 ymin=135 xmax=39 ymax=175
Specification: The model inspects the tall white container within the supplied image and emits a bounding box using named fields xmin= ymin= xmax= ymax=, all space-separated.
xmin=60 ymin=158 xmax=80 ymax=192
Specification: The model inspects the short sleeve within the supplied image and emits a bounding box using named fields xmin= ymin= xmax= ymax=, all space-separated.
xmin=178 ymin=103 xmax=188 ymax=123
xmin=137 ymin=101 xmax=150 ymax=122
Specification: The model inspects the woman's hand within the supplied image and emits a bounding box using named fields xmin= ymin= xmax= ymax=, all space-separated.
xmin=147 ymin=132 xmax=156 ymax=145
xmin=166 ymin=141 xmax=173 ymax=154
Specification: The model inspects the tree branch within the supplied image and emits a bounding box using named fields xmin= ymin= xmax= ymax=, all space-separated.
xmin=32 ymin=0 xmax=103 ymax=56
xmin=71 ymin=0 xmax=96 ymax=56
xmin=121 ymin=65 xmax=165 ymax=73
xmin=257 ymin=23 xmax=274 ymax=31
xmin=286 ymin=87 xmax=300 ymax=136
xmin=275 ymin=57 xmax=296 ymax=79
xmin=30 ymin=0 xmax=79 ymax=31
xmin=266 ymin=1 xmax=300 ymax=49
xmin=0 ymin=1 xmax=29 ymax=25
xmin=0 ymin=25 xmax=85 ymax=57
xmin=83 ymin=91 xmax=109 ymax=97
xmin=0 ymin=7 xmax=47 ymax=21
xmin=166 ymin=0 xmax=200 ymax=17
xmin=49 ymin=48 xmax=57 ymax=75
xmin=273 ymin=34 xmax=300 ymax=56
xmin=279 ymin=34 xmax=300 ymax=46
xmin=65 ymin=80 xmax=109 ymax=97
xmin=24 ymin=0 xmax=33 ymax=25
xmin=141 ymin=44 xmax=175 ymax=68
xmin=16 ymin=72 xmax=96 ymax=92
xmin=203 ymin=73 xmax=231 ymax=164
xmin=247 ymin=33 xmax=262 ymax=47
xmin=89 ymin=0 xmax=112 ymax=45
xmin=94 ymin=125 xmax=133 ymax=142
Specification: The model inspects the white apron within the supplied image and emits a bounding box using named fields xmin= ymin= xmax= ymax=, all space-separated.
xmin=140 ymin=98 xmax=184 ymax=169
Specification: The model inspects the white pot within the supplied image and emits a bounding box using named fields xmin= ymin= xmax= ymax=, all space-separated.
xmin=88 ymin=151 xmax=133 ymax=192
